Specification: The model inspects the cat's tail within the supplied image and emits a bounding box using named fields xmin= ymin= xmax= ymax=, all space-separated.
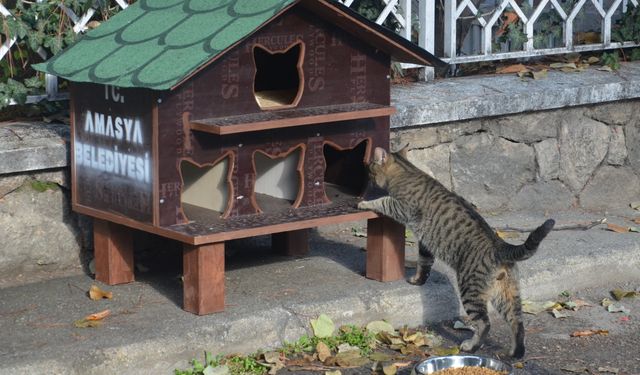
xmin=497 ymin=219 xmax=555 ymax=263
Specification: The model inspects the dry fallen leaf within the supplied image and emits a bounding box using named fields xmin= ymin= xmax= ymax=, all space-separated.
xmin=522 ymin=300 xmax=554 ymax=315
xmin=575 ymin=31 xmax=600 ymax=44
xmin=496 ymin=63 xmax=528 ymax=74
xmin=337 ymin=343 xmax=360 ymax=354
xmin=377 ymin=331 xmax=404 ymax=346
xmin=85 ymin=309 xmax=111 ymax=321
xmin=562 ymin=364 xmax=588 ymax=373
xmin=432 ymin=346 xmax=460 ymax=356
xmin=367 ymin=320 xmax=395 ymax=335
xmin=316 ymin=342 xmax=332 ymax=363
xmin=551 ymin=309 xmax=570 ymax=319
xmin=514 ymin=362 xmax=524 ymax=369
xmin=74 ymin=319 xmax=102 ymax=328
xmin=383 ymin=364 xmax=397 ymax=375
xmin=74 ymin=309 xmax=110 ymax=328
xmin=311 ymin=314 xmax=335 ymax=338
xmin=393 ymin=362 xmax=412 ymax=368
xmin=263 ymin=352 xmax=281 ymax=364
xmin=496 ymin=230 xmax=519 ymax=239
xmin=368 ymin=351 xmax=393 ymax=362
xmin=570 ymin=329 xmax=609 ymax=337
xmin=563 ymin=299 xmax=592 ymax=311
xmin=607 ymin=304 xmax=630 ymax=314
xmin=262 ymin=352 xmax=284 ymax=375
xmin=335 ymin=350 xmax=369 ymax=367
xmin=89 ymin=285 xmax=113 ymax=300
xmin=598 ymin=366 xmax=620 ymax=374
xmin=550 ymin=62 xmax=577 ymax=70
xmin=606 ymin=223 xmax=630 ymax=233
xmin=611 ymin=289 xmax=638 ymax=301
xmin=586 ymin=56 xmax=600 ymax=64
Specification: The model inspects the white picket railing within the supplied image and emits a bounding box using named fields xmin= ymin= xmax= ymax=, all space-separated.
xmin=3 ymin=0 xmax=640 ymax=103
xmin=340 ymin=0 xmax=640 ymax=64
xmin=441 ymin=0 xmax=640 ymax=63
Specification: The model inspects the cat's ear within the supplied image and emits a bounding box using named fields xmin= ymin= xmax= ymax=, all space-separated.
xmin=373 ymin=147 xmax=388 ymax=165
xmin=396 ymin=143 xmax=410 ymax=158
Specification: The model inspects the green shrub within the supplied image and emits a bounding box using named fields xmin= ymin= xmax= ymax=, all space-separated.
xmin=0 ymin=0 xmax=123 ymax=110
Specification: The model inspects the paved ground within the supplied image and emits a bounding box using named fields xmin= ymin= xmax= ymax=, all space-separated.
xmin=0 ymin=208 xmax=639 ymax=374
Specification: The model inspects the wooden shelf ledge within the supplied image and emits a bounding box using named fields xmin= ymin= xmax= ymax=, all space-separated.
xmin=73 ymin=193 xmax=379 ymax=246
xmin=190 ymin=103 xmax=395 ymax=135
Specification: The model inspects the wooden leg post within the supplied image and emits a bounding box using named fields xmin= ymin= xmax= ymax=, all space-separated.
xmin=366 ymin=217 xmax=405 ymax=281
xmin=183 ymin=242 xmax=225 ymax=315
xmin=272 ymin=229 xmax=309 ymax=257
xmin=93 ymin=219 xmax=135 ymax=285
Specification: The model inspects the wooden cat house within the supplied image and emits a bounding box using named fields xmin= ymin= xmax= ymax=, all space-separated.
xmin=34 ymin=0 xmax=442 ymax=314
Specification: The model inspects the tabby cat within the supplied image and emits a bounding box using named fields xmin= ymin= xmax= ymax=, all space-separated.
xmin=358 ymin=147 xmax=555 ymax=358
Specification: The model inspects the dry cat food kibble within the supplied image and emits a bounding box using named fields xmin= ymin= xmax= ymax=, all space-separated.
xmin=432 ymin=367 xmax=508 ymax=375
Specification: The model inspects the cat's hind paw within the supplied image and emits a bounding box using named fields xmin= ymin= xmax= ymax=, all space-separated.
xmin=460 ymin=339 xmax=481 ymax=353
xmin=407 ymin=273 xmax=428 ymax=285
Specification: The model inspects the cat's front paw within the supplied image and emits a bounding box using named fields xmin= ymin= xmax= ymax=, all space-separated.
xmin=357 ymin=200 xmax=372 ymax=210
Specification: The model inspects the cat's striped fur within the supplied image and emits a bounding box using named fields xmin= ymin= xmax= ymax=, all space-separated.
xmin=358 ymin=147 xmax=555 ymax=358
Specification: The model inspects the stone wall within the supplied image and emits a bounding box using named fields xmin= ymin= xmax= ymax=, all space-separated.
xmin=392 ymin=100 xmax=640 ymax=213
xmin=0 ymin=123 xmax=91 ymax=286
xmin=1 ymin=98 xmax=639 ymax=284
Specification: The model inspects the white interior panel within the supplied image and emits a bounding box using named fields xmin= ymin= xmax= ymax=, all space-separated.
xmin=180 ymin=158 xmax=229 ymax=212
xmin=254 ymin=150 xmax=300 ymax=201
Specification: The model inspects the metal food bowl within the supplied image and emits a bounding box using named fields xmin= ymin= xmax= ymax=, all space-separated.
xmin=412 ymin=355 xmax=513 ymax=375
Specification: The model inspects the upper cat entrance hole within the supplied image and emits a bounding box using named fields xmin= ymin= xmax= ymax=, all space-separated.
xmin=253 ymin=42 xmax=304 ymax=110
xmin=323 ymin=140 xmax=369 ymax=198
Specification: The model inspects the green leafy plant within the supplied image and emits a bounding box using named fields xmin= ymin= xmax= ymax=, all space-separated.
xmin=174 ymin=352 xmax=266 ymax=375
xmin=178 ymin=320 xmax=376 ymax=375
xmin=30 ymin=180 xmax=59 ymax=192
xmin=350 ymin=0 xmax=401 ymax=31
xmin=228 ymin=355 xmax=267 ymax=374
xmin=629 ymin=47 xmax=640 ymax=61
xmin=332 ymin=324 xmax=376 ymax=355
xmin=602 ymin=50 xmax=621 ymax=70
xmin=612 ymin=4 xmax=640 ymax=43
xmin=532 ymin=10 xmax=565 ymax=49
xmin=281 ymin=325 xmax=375 ymax=357
xmin=0 ymin=0 xmax=122 ymax=110
xmin=494 ymin=9 xmax=527 ymax=52
xmin=281 ymin=334 xmax=315 ymax=355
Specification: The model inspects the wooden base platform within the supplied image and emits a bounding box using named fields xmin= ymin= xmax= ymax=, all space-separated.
xmin=90 ymin=191 xmax=405 ymax=315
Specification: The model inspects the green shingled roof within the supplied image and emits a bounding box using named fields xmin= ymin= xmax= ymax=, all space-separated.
xmin=33 ymin=0 xmax=296 ymax=90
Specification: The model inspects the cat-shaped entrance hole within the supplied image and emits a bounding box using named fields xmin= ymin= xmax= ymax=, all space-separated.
xmin=179 ymin=155 xmax=231 ymax=219
xmin=253 ymin=42 xmax=304 ymax=109
xmin=323 ymin=140 xmax=369 ymax=198
xmin=253 ymin=146 xmax=304 ymax=212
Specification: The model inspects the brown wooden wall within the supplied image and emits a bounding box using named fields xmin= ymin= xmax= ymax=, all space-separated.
xmin=70 ymin=83 xmax=155 ymax=224
xmin=172 ymin=6 xmax=391 ymax=121
xmin=156 ymin=8 xmax=393 ymax=227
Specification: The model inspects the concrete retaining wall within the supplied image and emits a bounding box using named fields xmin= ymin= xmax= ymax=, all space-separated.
xmin=2 ymin=62 xmax=640 ymax=285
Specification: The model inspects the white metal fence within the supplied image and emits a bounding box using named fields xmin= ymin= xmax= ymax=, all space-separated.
xmin=339 ymin=0 xmax=640 ymax=63
xmin=3 ymin=0 xmax=640 ymax=103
